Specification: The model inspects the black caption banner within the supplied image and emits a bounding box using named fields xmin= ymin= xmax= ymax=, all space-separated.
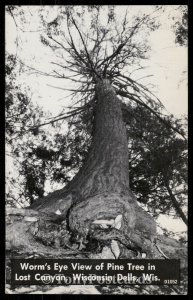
xmin=11 ymin=259 xmax=180 ymax=286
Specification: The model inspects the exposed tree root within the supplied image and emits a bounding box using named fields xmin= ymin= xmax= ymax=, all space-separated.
xmin=6 ymin=206 xmax=187 ymax=265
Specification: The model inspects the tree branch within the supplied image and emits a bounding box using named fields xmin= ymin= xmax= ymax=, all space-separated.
xmin=164 ymin=178 xmax=187 ymax=225
xmin=116 ymin=89 xmax=187 ymax=140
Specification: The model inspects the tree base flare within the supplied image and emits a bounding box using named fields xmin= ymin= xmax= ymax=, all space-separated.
xmin=69 ymin=193 xmax=136 ymax=236
xmin=6 ymin=202 xmax=186 ymax=264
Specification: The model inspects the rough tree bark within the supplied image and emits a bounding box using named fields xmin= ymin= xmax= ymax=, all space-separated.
xmin=6 ymin=79 xmax=187 ymax=266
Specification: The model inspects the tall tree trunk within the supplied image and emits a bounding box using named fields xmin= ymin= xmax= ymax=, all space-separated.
xmin=68 ymin=78 xmax=131 ymax=198
xmin=68 ymin=79 xmax=138 ymax=241
xmin=29 ymin=79 xmax=132 ymax=210
xmin=28 ymin=79 xmax=157 ymax=254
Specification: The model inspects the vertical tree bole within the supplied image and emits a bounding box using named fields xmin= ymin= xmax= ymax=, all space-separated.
xmin=69 ymin=79 xmax=131 ymax=198
xmin=68 ymin=79 xmax=139 ymax=236
xmin=29 ymin=79 xmax=157 ymax=246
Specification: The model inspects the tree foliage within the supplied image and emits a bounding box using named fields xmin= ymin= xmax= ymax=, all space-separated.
xmin=126 ymin=105 xmax=187 ymax=224
xmin=5 ymin=53 xmax=57 ymax=206
xmin=5 ymin=55 xmax=92 ymax=206
xmin=173 ymin=6 xmax=188 ymax=47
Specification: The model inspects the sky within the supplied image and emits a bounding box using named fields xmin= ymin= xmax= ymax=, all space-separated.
xmin=5 ymin=5 xmax=187 ymax=235
xmin=5 ymin=5 xmax=188 ymax=117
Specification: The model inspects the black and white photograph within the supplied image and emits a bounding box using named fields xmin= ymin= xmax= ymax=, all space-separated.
xmin=5 ymin=4 xmax=188 ymax=295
